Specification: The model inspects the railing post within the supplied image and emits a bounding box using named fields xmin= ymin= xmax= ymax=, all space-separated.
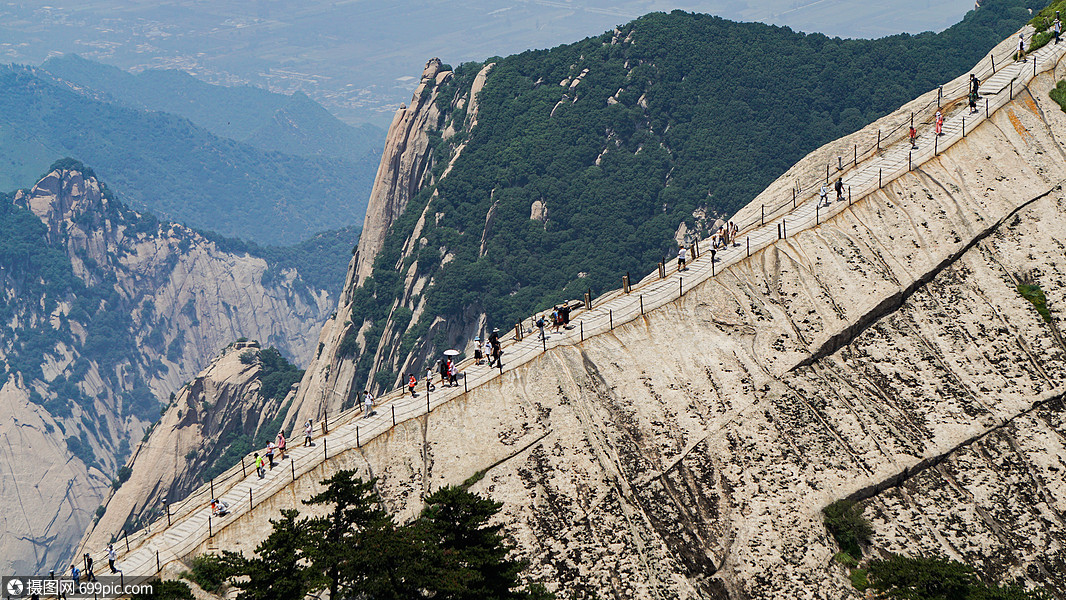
xmin=792 ymin=188 xmax=796 ymax=208
xmin=124 ymin=531 xmax=129 ymax=552
xmin=241 ymin=457 xmax=246 ymax=478
xmin=609 ymin=309 xmax=613 ymax=330
xmin=937 ymin=85 xmax=942 ymax=107
xmin=210 ymin=479 xmax=214 ymax=500
xmin=816 ymin=203 xmax=819 ymax=225
xmin=249 ymin=488 xmax=253 ymax=510
xmin=679 ymin=277 xmax=683 ymax=296
xmin=427 ymin=382 xmax=431 ymax=412
xmin=783 ymin=219 xmax=787 ymax=238
xmin=357 ymin=427 xmax=360 ymax=448
xmin=986 ymin=98 xmax=989 ymax=118
xmin=909 ymin=151 xmax=912 ymax=171
xmin=962 ymin=117 xmax=966 ymax=137
xmin=165 ymin=501 xmax=171 ymax=527
xmin=854 ymin=144 xmax=857 ymax=165
xmin=640 ymin=295 xmax=644 ymax=315
xmin=291 ymin=459 xmax=296 ymax=481
xmin=879 ymin=169 xmax=882 ymax=189
xmin=777 ymin=223 xmax=782 ymax=239
xmin=746 ymin=236 xmax=750 ymax=257
xmin=761 ymin=204 xmax=765 ymax=225
xmin=848 ymin=186 xmax=852 ymax=206
xmin=825 ymin=164 xmax=829 ymax=184
xmin=992 ymin=55 xmax=995 ymax=73
xmin=156 ymin=551 xmax=160 ymax=573
xmin=580 ymin=321 xmax=583 ymax=342
xmin=934 ymin=135 xmax=938 ymax=156
xmin=392 ymin=405 xmax=396 ymax=427
xmin=208 ymin=515 xmax=213 ymax=538
xmin=323 ymin=437 xmax=327 ymax=461
xmin=584 ymin=290 xmax=592 ymax=309
xmin=1010 ymin=80 xmax=1013 ymax=98
xmin=542 ymin=333 xmax=547 ymax=351
xmin=877 ymin=130 xmax=881 ymax=151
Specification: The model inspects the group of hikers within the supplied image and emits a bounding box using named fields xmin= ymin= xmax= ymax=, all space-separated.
xmin=677 ymin=220 xmax=739 ymax=272
xmin=252 ymin=429 xmax=290 ymax=479
xmin=70 ymin=544 xmax=120 ymax=585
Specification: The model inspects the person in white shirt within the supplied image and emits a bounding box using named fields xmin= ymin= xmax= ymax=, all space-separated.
xmin=677 ymin=246 xmax=687 ymax=272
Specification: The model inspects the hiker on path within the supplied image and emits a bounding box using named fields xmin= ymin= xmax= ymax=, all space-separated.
xmin=425 ymin=366 xmax=435 ymax=390
xmin=489 ymin=328 xmax=502 ymax=368
xmin=84 ymin=553 xmax=96 ymax=582
xmin=819 ymin=183 xmax=829 ymax=206
xmin=255 ymin=452 xmax=264 ymax=478
xmin=70 ymin=564 xmax=80 ymax=582
xmin=536 ymin=315 xmax=547 ymax=340
xmin=474 ymin=337 xmax=484 ymax=364
xmin=304 ymin=419 xmax=313 ymax=446
xmin=969 ymin=89 xmax=978 ymax=114
xmin=970 ymin=73 xmax=979 ymax=96
xmin=449 ymin=360 xmax=459 ymax=386
xmin=366 ymin=387 xmax=377 ymax=415
xmin=935 ymin=110 xmax=944 ymax=136
xmin=439 ymin=358 xmax=450 ymax=386
xmin=1018 ymin=33 xmax=1026 ymax=62
xmin=483 ymin=337 xmax=494 ymax=363
xmin=266 ymin=442 xmax=276 ymax=468
xmin=834 ymin=178 xmax=844 ymax=202
xmin=1055 ymin=13 xmax=1061 ymax=44
xmin=677 ymin=245 xmax=687 ymax=272
xmin=276 ymin=430 xmax=286 ymax=461
xmin=107 ymin=544 xmax=120 ymax=573
xmin=408 ymin=374 xmax=417 ymax=397
xmin=909 ymin=125 xmax=918 ymax=149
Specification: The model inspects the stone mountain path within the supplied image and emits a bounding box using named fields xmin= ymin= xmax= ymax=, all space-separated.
xmin=85 ymin=27 xmax=1066 ymax=579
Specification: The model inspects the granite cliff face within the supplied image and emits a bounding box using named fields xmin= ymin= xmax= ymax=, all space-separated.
xmin=284 ymin=57 xmax=495 ymax=428
xmin=0 ymin=167 xmax=332 ymax=573
xmin=81 ymin=342 xmax=295 ymax=552
xmin=131 ymin=31 xmax=1066 ymax=599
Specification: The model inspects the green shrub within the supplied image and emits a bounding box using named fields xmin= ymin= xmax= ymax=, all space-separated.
xmin=184 ymin=554 xmax=226 ymax=592
xmin=1051 ymin=80 xmax=1066 ymax=113
xmin=239 ymin=350 xmax=257 ymax=364
xmin=849 ymin=568 xmax=869 ymax=591
xmin=1017 ymin=281 xmax=1052 ymax=323
xmin=823 ymin=500 xmax=872 ymax=561
xmin=338 ymin=328 xmax=359 ymax=357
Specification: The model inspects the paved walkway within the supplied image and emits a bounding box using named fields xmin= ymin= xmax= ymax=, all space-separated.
xmin=84 ymin=28 xmax=1066 ymax=578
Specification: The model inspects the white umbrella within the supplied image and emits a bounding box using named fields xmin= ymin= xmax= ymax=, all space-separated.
xmin=443 ymin=349 xmax=460 ymax=356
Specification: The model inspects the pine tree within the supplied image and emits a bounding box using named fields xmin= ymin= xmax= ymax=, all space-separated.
xmin=220 ymin=509 xmax=310 ymax=600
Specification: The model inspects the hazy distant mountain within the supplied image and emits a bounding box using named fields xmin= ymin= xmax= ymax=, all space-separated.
xmin=0 ymin=64 xmax=375 ymax=244
xmin=38 ymin=54 xmax=384 ymax=161
xmin=0 ymin=1 xmax=977 ymax=127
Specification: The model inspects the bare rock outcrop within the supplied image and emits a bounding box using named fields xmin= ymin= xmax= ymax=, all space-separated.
xmin=80 ymin=342 xmax=291 ymax=553
xmin=351 ymin=58 xmax=449 ymax=287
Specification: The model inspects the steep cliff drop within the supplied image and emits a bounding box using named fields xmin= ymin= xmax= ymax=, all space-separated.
xmin=0 ymin=166 xmax=333 ymax=574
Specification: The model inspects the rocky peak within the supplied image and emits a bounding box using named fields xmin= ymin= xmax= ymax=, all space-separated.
xmin=14 ymin=166 xmax=112 ymax=245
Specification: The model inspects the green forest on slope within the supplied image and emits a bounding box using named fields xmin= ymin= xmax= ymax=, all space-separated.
xmin=352 ymin=0 xmax=1044 ymax=385
xmin=0 ymin=65 xmax=375 ymax=245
